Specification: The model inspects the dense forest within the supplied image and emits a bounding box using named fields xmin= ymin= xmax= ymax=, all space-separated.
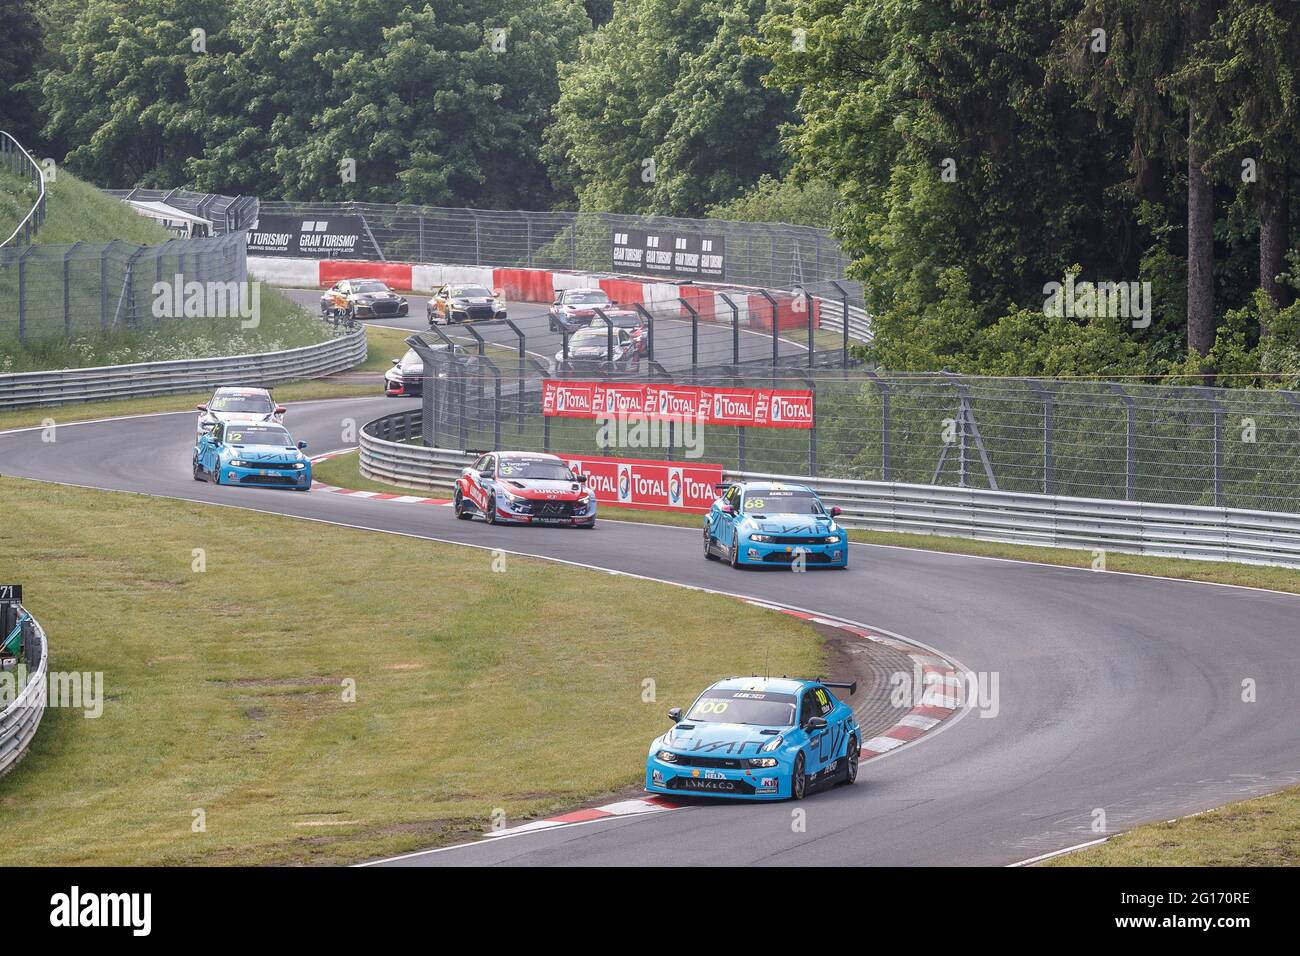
xmin=3 ymin=0 xmax=1300 ymax=385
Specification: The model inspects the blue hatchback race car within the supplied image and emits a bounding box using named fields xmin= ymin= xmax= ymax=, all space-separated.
xmin=646 ymin=677 xmax=862 ymax=800
xmin=193 ymin=420 xmax=312 ymax=491
xmin=703 ymin=481 xmax=848 ymax=568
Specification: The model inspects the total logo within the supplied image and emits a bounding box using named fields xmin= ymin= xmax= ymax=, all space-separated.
xmin=770 ymin=395 xmax=812 ymax=423
xmin=617 ymin=464 xmax=633 ymax=503
xmin=556 ymin=387 xmax=591 ymax=414
xmin=713 ymin=393 xmax=754 ymax=420
xmin=668 ymin=468 xmax=683 ymax=506
xmin=658 ymin=391 xmax=698 ymax=417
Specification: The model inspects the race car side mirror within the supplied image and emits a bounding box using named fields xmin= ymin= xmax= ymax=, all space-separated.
xmin=718 ymin=503 xmax=734 ymax=515
xmin=196 ymin=404 xmax=207 ymax=411
xmin=392 ymin=358 xmax=401 ymax=365
xmin=667 ymin=707 xmax=682 ymax=723
xmin=275 ymin=405 xmax=287 ymax=415
xmin=574 ymin=473 xmax=588 ymax=483
xmin=829 ymin=506 xmax=842 ymax=517
xmin=805 ymin=716 xmax=828 ymax=732
xmin=297 ymin=441 xmax=308 ymax=451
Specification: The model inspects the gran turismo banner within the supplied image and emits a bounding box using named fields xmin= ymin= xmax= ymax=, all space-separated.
xmin=557 ymin=454 xmax=723 ymax=513
xmin=541 ymin=380 xmax=814 ymax=429
xmin=246 ymin=214 xmax=371 ymax=258
xmin=611 ymin=228 xmax=726 ymax=280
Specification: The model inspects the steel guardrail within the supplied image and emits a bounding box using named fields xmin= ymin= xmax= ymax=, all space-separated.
xmin=0 ymin=607 xmax=48 ymax=779
xmin=0 ymin=328 xmax=366 ymax=410
xmin=1 ymin=131 xmax=46 ymax=246
xmin=358 ymin=409 xmax=1300 ymax=569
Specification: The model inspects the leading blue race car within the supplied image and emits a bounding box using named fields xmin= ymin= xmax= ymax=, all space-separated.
xmin=703 ymin=481 xmax=848 ymax=568
xmin=193 ymin=420 xmax=312 ymax=490
xmin=646 ymin=677 xmax=862 ymax=800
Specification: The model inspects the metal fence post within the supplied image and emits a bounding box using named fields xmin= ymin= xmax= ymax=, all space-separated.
xmin=719 ymin=293 xmax=740 ymax=366
xmin=635 ymin=303 xmax=655 ymax=363
xmin=1109 ymin=384 xmax=1136 ymax=500
xmin=758 ymin=289 xmax=779 ymax=365
xmin=63 ymin=242 xmax=80 ymax=338
xmin=678 ymin=297 xmax=699 ymax=368
xmin=1195 ymin=387 xmax=1225 ymax=508
xmin=865 ymin=369 xmax=892 ymax=481
xmin=100 ymin=243 xmax=111 ymax=331
xmin=1028 ymin=380 xmax=1054 ymax=495
xmin=829 ymin=279 xmax=849 ymax=367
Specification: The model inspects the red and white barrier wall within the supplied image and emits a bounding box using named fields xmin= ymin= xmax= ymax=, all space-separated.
xmin=248 ymin=257 xmax=822 ymax=333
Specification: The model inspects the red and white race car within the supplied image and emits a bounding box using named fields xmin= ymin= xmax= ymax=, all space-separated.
xmin=453 ymin=451 xmax=597 ymax=528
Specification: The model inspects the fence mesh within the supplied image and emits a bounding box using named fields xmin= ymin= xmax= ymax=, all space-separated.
xmin=259 ymin=201 xmax=849 ymax=289
xmin=409 ymin=353 xmax=1300 ymax=515
xmin=0 ymin=232 xmax=249 ymax=343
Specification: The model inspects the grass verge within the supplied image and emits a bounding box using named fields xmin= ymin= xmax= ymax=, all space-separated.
xmin=312 ymin=451 xmax=1300 ymax=594
xmin=1046 ymin=786 xmax=1300 ymax=865
xmin=0 ymin=476 xmax=822 ymax=865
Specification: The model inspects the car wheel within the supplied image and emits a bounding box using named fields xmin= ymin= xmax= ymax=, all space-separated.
xmin=485 ymin=495 xmax=497 ymax=525
xmin=791 ymin=752 xmax=807 ymax=800
xmin=704 ymin=528 xmax=719 ymax=560
xmin=453 ymin=489 xmax=474 ymax=520
xmin=192 ymin=458 xmax=205 ymax=482
xmin=842 ymin=736 xmax=859 ymax=785
xmin=728 ymin=538 xmax=740 ymax=568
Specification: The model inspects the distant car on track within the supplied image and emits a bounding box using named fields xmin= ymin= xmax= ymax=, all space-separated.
xmin=426 ymin=284 xmax=506 ymax=325
xmin=192 ymin=421 xmax=312 ymax=490
xmin=548 ymin=287 xmax=613 ymax=333
xmin=645 ymin=676 xmax=861 ymax=800
xmin=320 ymin=278 xmax=408 ymax=319
xmin=704 ymin=481 xmax=847 ymax=568
xmin=552 ymin=324 xmax=641 ymax=374
xmin=383 ymin=344 xmax=475 ymax=397
xmin=195 ymin=386 xmax=285 ymax=440
xmin=453 ymin=451 xmax=596 ymax=527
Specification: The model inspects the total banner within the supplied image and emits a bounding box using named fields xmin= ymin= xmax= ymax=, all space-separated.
xmin=557 ymin=454 xmax=723 ymax=513
xmin=541 ymin=380 xmax=814 ymax=430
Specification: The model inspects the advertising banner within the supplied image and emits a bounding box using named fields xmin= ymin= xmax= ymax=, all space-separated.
xmin=246 ymin=215 xmax=371 ymax=258
xmin=542 ymin=380 xmax=813 ymax=429
xmin=557 ymin=454 xmax=723 ymax=514
xmin=611 ymin=229 xmax=726 ymax=280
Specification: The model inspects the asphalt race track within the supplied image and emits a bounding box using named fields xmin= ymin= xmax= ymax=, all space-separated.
xmin=3 ymin=395 xmax=1299 ymax=866
xmin=283 ymin=290 xmax=816 ymax=370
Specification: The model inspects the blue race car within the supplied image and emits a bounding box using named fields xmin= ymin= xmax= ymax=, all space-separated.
xmin=192 ymin=420 xmax=312 ymax=491
xmin=703 ymin=481 xmax=848 ymax=568
xmin=646 ymin=677 xmax=862 ymax=800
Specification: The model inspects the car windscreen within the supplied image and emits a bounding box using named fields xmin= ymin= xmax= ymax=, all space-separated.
xmin=496 ymin=459 xmax=574 ymax=481
xmin=608 ymin=312 xmax=640 ymax=327
xmin=451 ymin=286 xmax=492 ymax=298
xmin=743 ymin=491 xmax=824 ymax=515
xmin=209 ymin=395 xmax=274 ymax=413
xmin=686 ymin=690 xmax=797 ymax=726
xmin=225 ymin=425 xmax=292 ymax=446
xmin=353 ymin=281 xmax=389 ymax=293
xmin=565 ymin=291 xmax=609 ymax=305
xmin=571 ymin=328 xmax=624 ymax=345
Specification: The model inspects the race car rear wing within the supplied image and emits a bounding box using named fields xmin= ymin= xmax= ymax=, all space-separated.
xmin=821 ymin=680 xmax=858 ymax=695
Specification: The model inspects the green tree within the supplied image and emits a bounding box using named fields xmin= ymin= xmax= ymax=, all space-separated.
xmin=547 ymin=0 xmax=795 ymax=216
xmin=0 ymin=0 xmax=44 ymax=145
xmin=40 ymin=0 xmax=230 ymax=186
xmin=705 ymin=174 xmax=839 ymax=226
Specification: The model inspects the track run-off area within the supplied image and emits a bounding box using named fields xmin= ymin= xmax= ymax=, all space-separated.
xmin=2 ymin=394 xmax=1298 ymax=866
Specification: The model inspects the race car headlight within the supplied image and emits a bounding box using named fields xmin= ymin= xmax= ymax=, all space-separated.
xmin=230 ymin=460 xmax=248 ymax=468
xmin=822 ymin=535 xmax=840 ymax=544
xmin=656 ymin=750 xmax=678 ymax=763
xmin=293 ymin=462 xmax=307 ymax=470
xmin=747 ymin=757 xmax=779 ymax=768
xmin=750 ymin=534 xmax=774 ymax=543
xmin=760 ymin=735 xmax=783 ymax=753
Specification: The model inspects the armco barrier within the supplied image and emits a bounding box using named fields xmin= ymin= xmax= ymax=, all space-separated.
xmin=0 ymin=328 xmax=366 ymax=410
xmin=358 ymin=408 xmax=1300 ymax=569
xmin=0 ymin=609 xmax=48 ymax=779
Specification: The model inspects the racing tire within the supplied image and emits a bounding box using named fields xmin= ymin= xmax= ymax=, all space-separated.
xmin=453 ymin=489 xmax=474 ymax=520
xmin=791 ymin=752 xmax=808 ymax=800
xmin=192 ymin=458 xmax=205 ymax=482
xmin=704 ymin=529 xmax=719 ymax=560
xmin=485 ymin=495 xmax=498 ymax=525
xmin=728 ymin=538 xmax=740 ymax=568
xmin=842 ymin=736 xmax=859 ymax=786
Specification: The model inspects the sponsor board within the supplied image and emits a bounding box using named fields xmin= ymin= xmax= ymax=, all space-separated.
xmin=542 ymin=380 xmax=814 ymax=430
xmin=612 ymin=229 xmax=726 ymax=280
xmin=246 ymin=215 xmax=372 ymax=258
xmin=560 ymin=454 xmax=722 ymax=514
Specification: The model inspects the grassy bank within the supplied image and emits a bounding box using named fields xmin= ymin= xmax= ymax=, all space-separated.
xmin=1047 ymin=786 xmax=1300 ymax=866
xmin=0 ymin=476 xmax=822 ymax=865
xmin=312 ymin=450 xmax=1300 ymax=595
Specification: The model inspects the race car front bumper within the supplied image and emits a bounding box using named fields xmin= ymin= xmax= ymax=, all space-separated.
xmin=738 ymin=536 xmax=847 ymax=567
xmin=218 ymin=462 xmax=312 ymax=489
xmin=492 ymin=495 xmax=597 ymax=526
xmin=645 ymin=754 xmax=790 ymax=801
